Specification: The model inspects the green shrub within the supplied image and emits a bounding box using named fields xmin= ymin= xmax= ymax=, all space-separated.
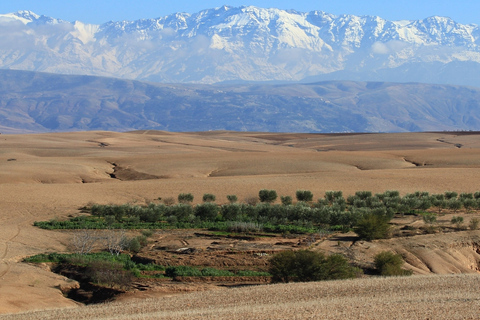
xmin=141 ymin=229 xmax=154 ymax=237
xmin=169 ymin=204 xmax=194 ymax=221
xmin=220 ymin=203 xmax=242 ymax=221
xmin=444 ymin=191 xmax=458 ymax=200
xmin=127 ymin=238 xmax=141 ymax=253
xmin=281 ymin=196 xmax=293 ymax=206
xmin=178 ymin=193 xmax=194 ymax=204
xmin=325 ymin=191 xmax=343 ymax=204
xmin=354 ymin=213 xmax=391 ymax=241
xmin=422 ymin=212 xmax=437 ymax=225
xmin=202 ymin=193 xmax=216 ymax=202
xmin=86 ymin=260 xmax=133 ymax=289
xmin=226 ymin=195 xmax=238 ymax=203
xmin=447 ymin=199 xmax=462 ymax=213
xmin=259 ymin=189 xmax=278 ymax=203
xmin=296 ymin=190 xmax=313 ymax=202
xmin=355 ymin=191 xmax=372 ymax=200
xmin=268 ymin=250 xmax=296 ymax=283
xmin=451 ymin=216 xmax=464 ymax=229
xmin=374 ymin=251 xmax=412 ymax=276
xmin=469 ymin=218 xmax=479 ymax=230
xmin=194 ymin=203 xmax=219 ymax=221
xmin=268 ymin=250 xmax=360 ymax=283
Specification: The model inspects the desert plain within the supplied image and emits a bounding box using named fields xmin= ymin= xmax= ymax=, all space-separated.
xmin=1 ymin=130 xmax=480 ymax=319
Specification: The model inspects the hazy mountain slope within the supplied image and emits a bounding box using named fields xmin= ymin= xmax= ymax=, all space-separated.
xmin=1 ymin=70 xmax=480 ymax=133
xmin=1 ymin=7 xmax=480 ymax=85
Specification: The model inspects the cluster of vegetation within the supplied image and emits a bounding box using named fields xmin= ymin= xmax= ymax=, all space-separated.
xmin=374 ymin=251 xmax=413 ymax=276
xmin=24 ymin=252 xmax=164 ymax=289
xmin=34 ymin=190 xmax=480 ymax=241
xmin=268 ymin=249 xmax=361 ymax=283
xmin=165 ymin=266 xmax=270 ymax=278
xmin=69 ymin=229 xmax=153 ymax=255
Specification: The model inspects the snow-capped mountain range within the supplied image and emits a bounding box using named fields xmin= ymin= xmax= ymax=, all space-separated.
xmin=1 ymin=7 xmax=480 ymax=85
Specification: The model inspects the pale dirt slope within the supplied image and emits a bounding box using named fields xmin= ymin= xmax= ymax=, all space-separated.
xmin=1 ymin=130 xmax=480 ymax=316
xmin=3 ymin=275 xmax=480 ymax=320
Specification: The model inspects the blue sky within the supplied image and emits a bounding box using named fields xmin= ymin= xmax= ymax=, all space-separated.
xmin=1 ymin=0 xmax=480 ymax=25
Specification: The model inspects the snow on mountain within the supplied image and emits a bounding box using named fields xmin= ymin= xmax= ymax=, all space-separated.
xmin=1 ymin=6 xmax=480 ymax=85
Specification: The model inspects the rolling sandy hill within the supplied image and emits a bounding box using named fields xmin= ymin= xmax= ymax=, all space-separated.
xmin=0 ymin=130 xmax=480 ymax=317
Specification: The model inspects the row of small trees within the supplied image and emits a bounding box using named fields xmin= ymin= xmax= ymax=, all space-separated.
xmin=34 ymin=188 xmax=480 ymax=241
xmin=87 ymin=189 xmax=480 ymax=232
xmin=174 ymin=189 xmax=314 ymax=205
xmin=164 ymin=189 xmax=480 ymax=212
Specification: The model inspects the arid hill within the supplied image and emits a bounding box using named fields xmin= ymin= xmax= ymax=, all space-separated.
xmin=0 ymin=130 xmax=480 ymax=317
xmin=2 ymin=70 xmax=480 ymax=133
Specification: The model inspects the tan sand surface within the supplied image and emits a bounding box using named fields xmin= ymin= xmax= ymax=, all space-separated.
xmin=3 ymin=274 xmax=480 ymax=319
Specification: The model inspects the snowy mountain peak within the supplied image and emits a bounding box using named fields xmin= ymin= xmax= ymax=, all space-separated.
xmin=0 ymin=6 xmax=480 ymax=86
xmin=0 ymin=10 xmax=65 ymax=25
xmin=0 ymin=10 xmax=38 ymax=24
xmin=14 ymin=10 xmax=40 ymax=20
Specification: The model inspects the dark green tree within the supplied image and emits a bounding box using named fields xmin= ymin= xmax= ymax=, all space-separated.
xmin=259 ymin=189 xmax=278 ymax=203
xmin=194 ymin=203 xmax=219 ymax=221
xmin=296 ymin=190 xmax=313 ymax=202
xmin=202 ymin=193 xmax=216 ymax=202
xmin=269 ymin=250 xmax=360 ymax=283
xmin=281 ymin=195 xmax=293 ymax=206
xmin=354 ymin=213 xmax=391 ymax=241
xmin=374 ymin=251 xmax=412 ymax=276
xmin=226 ymin=195 xmax=238 ymax=203
xmin=178 ymin=193 xmax=194 ymax=204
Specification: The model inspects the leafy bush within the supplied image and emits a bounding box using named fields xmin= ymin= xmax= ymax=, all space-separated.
xmin=259 ymin=189 xmax=278 ymax=203
xmin=169 ymin=204 xmax=194 ymax=221
xmin=194 ymin=203 xmax=219 ymax=221
xmin=226 ymin=194 xmax=238 ymax=203
xmin=354 ymin=213 xmax=391 ymax=241
xmin=202 ymin=193 xmax=216 ymax=202
xmin=469 ymin=218 xmax=479 ymax=230
xmin=220 ymin=203 xmax=242 ymax=221
xmin=422 ymin=212 xmax=437 ymax=225
xmin=23 ymin=252 xmax=163 ymax=288
xmin=127 ymin=237 xmax=141 ymax=253
xmin=451 ymin=216 xmax=464 ymax=229
xmin=374 ymin=251 xmax=412 ymax=276
xmin=178 ymin=193 xmax=194 ymax=204
xmin=281 ymin=196 xmax=293 ymax=206
xmin=444 ymin=191 xmax=458 ymax=200
xmin=355 ymin=191 xmax=372 ymax=200
xmin=324 ymin=191 xmax=343 ymax=204
xmin=268 ymin=250 xmax=360 ymax=283
xmin=86 ymin=260 xmax=133 ymax=289
xmin=296 ymin=190 xmax=313 ymax=202
xmin=447 ymin=199 xmax=462 ymax=213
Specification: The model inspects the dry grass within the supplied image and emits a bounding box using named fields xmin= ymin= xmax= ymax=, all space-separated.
xmin=1 ymin=130 xmax=480 ymax=316
xmin=3 ymin=274 xmax=480 ymax=319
